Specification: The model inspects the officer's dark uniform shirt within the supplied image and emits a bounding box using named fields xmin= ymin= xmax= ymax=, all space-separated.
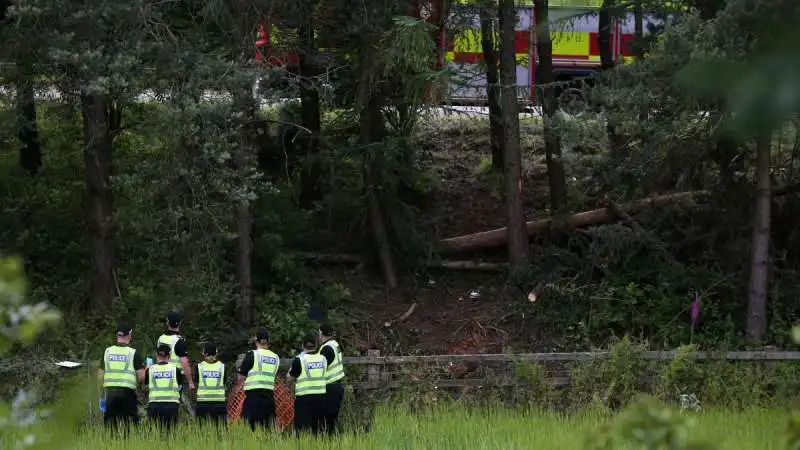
xmin=319 ymin=342 xmax=336 ymax=366
xmin=102 ymin=345 xmax=145 ymax=398
xmin=289 ymin=355 xmax=304 ymax=378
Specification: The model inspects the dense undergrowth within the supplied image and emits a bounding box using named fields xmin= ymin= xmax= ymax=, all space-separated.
xmin=1 ymin=100 xmax=800 ymax=392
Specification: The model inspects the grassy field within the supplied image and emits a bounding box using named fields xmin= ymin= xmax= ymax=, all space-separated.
xmin=73 ymin=406 xmax=787 ymax=449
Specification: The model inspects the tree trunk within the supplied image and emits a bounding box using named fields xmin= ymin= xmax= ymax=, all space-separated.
xmin=360 ymin=95 xmax=398 ymax=289
xmin=695 ymin=0 xmax=725 ymax=20
xmin=480 ymin=4 xmax=504 ymax=171
xmin=598 ymin=0 xmax=615 ymax=71
xmin=598 ymin=0 xmax=625 ymax=159
xmin=16 ymin=66 xmax=41 ymax=176
xmin=440 ymin=190 xmax=710 ymax=252
xmin=81 ymin=93 xmax=118 ymax=311
xmin=633 ymin=0 xmax=644 ymax=61
xmin=232 ymin=88 xmax=256 ymax=326
xmin=746 ymin=132 xmax=771 ymax=344
xmin=534 ymin=0 xmax=567 ymax=214
xmin=498 ymin=0 xmax=529 ymax=267
xmin=298 ymin=3 xmax=322 ymax=209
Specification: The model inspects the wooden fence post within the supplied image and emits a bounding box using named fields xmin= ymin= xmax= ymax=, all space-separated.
xmin=367 ymin=349 xmax=381 ymax=387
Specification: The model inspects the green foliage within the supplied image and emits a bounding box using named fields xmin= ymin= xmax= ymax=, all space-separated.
xmin=570 ymin=336 xmax=650 ymax=409
xmin=512 ymin=361 xmax=558 ymax=408
xmin=0 ymin=255 xmax=88 ymax=450
xmin=587 ymin=397 xmax=715 ymax=450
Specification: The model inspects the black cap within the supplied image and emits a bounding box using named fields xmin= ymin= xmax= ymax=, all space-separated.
xmin=203 ymin=343 xmax=217 ymax=356
xmin=116 ymin=320 xmax=133 ymax=336
xmin=302 ymin=334 xmax=317 ymax=348
xmin=156 ymin=343 xmax=171 ymax=356
xmin=254 ymin=327 xmax=269 ymax=342
xmin=319 ymin=323 xmax=334 ymax=336
xmin=167 ymin=311 xmax=182 ymax=327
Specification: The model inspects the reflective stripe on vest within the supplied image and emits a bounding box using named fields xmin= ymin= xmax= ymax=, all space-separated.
xmin=318 ymin=340 xmax=345 ymax=383
xmin=197 ymin=361 xmax=226 ymax=403
xmin=157 ymin=334 xmax=182 ymax=367
xmin=295 ymin=353 xmax=327 ymax=396
xmin=148 ymin=363 xmax=180 ymax=403
xmin=244 ymin=349 xmax=279 ymax=391
xmin=103 ymin=346 xmax=137 ymax=390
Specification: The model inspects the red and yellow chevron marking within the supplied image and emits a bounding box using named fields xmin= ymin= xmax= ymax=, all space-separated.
xmin=444 ymin=28 xmax=635 ymax=67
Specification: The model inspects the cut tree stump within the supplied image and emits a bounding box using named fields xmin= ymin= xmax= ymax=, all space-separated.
xmin=439 ymin=190 xmax=711 ymax=253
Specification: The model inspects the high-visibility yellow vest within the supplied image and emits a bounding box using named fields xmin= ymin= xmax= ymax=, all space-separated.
xmin=148 ymin=363 xmax=180 ymax=404
xmin=244 ymin=349 xmax=279 ymax=391
xmin=318 ymin=340 xmax=345 ymax=383
xmin=197 ymin=361 xmax=226 ymax=403
xmin=156 ymin=334 xmax=183 ymax=368
xmin=295 ymin=353 xmax=327 ymax=396
xmin=103 ymin=345 xmax=138 ymax=390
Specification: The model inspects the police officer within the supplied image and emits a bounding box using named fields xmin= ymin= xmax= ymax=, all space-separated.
xmin=287 ymin=334 xmax=327 ymax=435
xmin=318 ymin=323 xmax=345 ymax=435
xmin=194 ymin=343 xmax=227 ymax=424
xmin=156 ymin=311 xmax=195 ymax=390
xmin=98 ymin=320 xmax=146 ymax=430
xmin=231 ymin=327 xmax=279 ymax=431
xmin=145 ymin=343 xmax=184 ymax=431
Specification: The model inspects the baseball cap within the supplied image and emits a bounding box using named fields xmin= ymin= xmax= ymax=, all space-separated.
xmin=319 ymin=323 xmax=334 ymax=336
xmin=116 ymin=320 xmax=133 ymax=336
xmin=203 ymin=343 xmax=217 ymax=356
xmin=156 ymin=343 xmax=171 ymax=356
xmin=254 ymin=327 xmax=269 ymax=342
xmin=167 ymin=311 xmax=182 ymax=327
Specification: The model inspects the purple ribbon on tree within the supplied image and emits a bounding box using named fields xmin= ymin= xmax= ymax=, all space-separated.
xmin=691 ymin=293 xmax=701 ymax=325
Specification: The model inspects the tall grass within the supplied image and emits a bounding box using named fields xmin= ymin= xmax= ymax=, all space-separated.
xmin=73 ymin=406 xmax=786 ymax=449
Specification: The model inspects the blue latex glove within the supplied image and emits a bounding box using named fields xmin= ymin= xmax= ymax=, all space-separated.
xmin=145 ymin=357 xmax=154 ymax=366
xmin=98 ymin=398 xmax=106 ymax=413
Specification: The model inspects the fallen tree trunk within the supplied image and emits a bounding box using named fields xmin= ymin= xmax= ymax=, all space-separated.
xmin=440 ymin=190 xmax=711 ymax=253
xmin=296 ymin=252 xmax=507 ymax=272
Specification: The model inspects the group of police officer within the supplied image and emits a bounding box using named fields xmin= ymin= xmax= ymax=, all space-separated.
xmin=99 ymin=311 xmax=345 ymax=435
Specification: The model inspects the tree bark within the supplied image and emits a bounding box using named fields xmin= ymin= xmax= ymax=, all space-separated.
xmin=440 ymin=190 xmax=710 ymax=252
xmin=535 ymin=0 xmax=567 ymax=214
xmin=598 ymin=0 xmax=615 ymax=71
xmin=498 ymin=0 xmax=529 ymax=268
xmin=598 ymin=0 xmax=625 ymax=159
xmin=298 ymin=2 xmax=322 ymax=209
xmin=232 ymin=88 xmax=256 ymax=326
xmin=695 ymin=0 xmax=725 ymax=21
xmin=746 ymin=133 xmax=771 ymax=344
xmin=360 ymin=95 xmax=398 ymax=289
xmin=633 ymin=0 xmax=644 ymax=61
xmin=16 ymin=66 xmax=41 ymax=176
xmin=81 ymin=93 xmax=118 ymax=311
xmin=479 ymin=4 xmax=504 ymax=171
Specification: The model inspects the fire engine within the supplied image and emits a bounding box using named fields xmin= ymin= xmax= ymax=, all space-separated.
xmin=255 ymin=0 xmax=663 ymax=106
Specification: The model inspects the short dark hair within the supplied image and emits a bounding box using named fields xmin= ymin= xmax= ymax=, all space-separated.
xmin=254 ymin=327 xmax=269 ymax=342
xmin=203 ymin=343 xmax=217 ymax=356
xmin=302 ymin=334 xmax=317 ymax=349
xmin=156 ymin=343 xmax=171 ymax=356
xmin=319 ymin=323 xmax=334 ymax=336
xmin=116 ymin=319 xmax=133 ymax=336
xmin=167 ymin=311 xmax=182 ymax=327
